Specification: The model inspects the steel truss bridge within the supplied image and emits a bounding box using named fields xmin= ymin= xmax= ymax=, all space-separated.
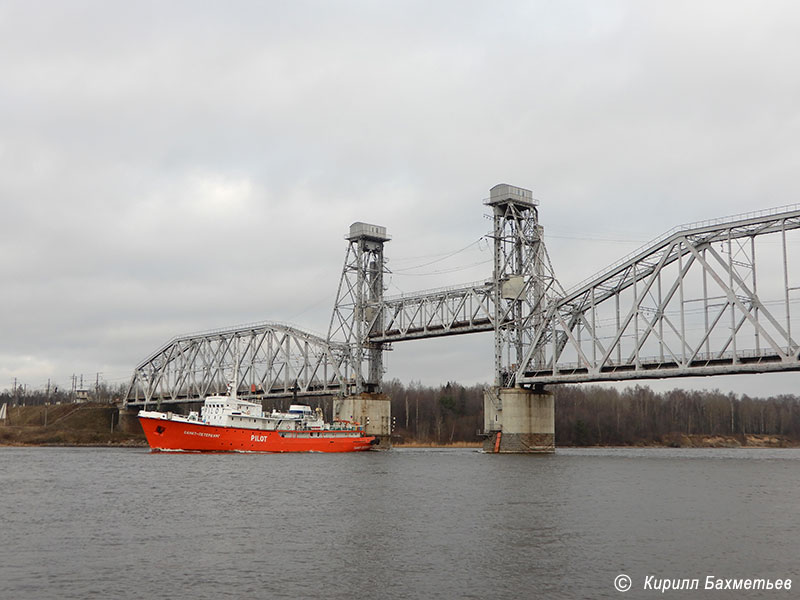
xmin=125 ymin=185 xmax=800 ymax=408
xmin=125 ymin=323 xmax=352 ymax=407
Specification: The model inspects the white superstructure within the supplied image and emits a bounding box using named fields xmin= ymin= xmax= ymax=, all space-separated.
xmin=139 ymin=393 xmax=357 ymax=433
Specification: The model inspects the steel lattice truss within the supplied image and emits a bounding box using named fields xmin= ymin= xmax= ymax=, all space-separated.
xmin=125 ymin=323 xmax=351 ymax=408
xmin=485 ymin=188 xmax=564 ymax=386
xmin=372 ymin=185 xmax=563 ymax=388
xmin=515 ymin=206 xmax=800 ymax=385
xmin=327 ymin=223 xmax=391 ymax=394
xmin=374 ymin=282 xmax=495 ymax=342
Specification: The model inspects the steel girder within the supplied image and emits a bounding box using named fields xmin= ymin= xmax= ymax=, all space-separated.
xmin=124 ymin=323 xmax=351 ymax=408
xmin=516 ymin=206 xmax=800 ymax=385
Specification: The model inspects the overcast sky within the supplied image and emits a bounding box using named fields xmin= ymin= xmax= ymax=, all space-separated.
xmin=2 ymin=0 xmax=800 ymax=397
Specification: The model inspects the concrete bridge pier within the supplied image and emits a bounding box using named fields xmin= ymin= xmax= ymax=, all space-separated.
xmin=334 ymin=393 xmax=392 ymax=449
xmin=116 ymin=405 xmax=145 ymax=435
xmin=483 ymin=388 xmax=554 ymax=453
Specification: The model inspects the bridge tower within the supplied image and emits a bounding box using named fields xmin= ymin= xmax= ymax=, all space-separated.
xmin=484 ymin=184 xmax=555 ymax=453
xmin=329 ymin=222 xmax=392 ymax=447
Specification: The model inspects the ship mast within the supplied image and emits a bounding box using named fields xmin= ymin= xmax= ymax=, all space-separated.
xmin=230 ymin=337 xmax=240 ymax=400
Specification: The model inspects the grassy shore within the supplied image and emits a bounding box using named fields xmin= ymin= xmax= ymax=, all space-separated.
xmin=394 ymin=434 xmax=800 ymax=449
xmin=394 ymin=441 xmax=483 ymax=448
xmin=0 ymin=425 xmax=147 ymax=447
xmin=0 ymin=403 xmax=146 ymax=447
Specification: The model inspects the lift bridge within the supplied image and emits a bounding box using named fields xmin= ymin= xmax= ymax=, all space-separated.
xmin=124 ymin=184 xmax=800 ymax=451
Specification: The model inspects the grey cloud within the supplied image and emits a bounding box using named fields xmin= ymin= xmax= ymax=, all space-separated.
xmin=2 ymin=1 xmax=799 ymax=394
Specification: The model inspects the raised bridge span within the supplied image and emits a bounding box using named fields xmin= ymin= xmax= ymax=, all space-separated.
xmin=124 ymin=185 xmax=800 ymax=452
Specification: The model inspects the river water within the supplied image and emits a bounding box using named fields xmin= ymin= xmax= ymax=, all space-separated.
xmin=0 ymin=446 xmax=798 ymax=599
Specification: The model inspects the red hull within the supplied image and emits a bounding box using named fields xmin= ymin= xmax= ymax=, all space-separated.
xmin=139 ymin=416 xmax=375 ymax=453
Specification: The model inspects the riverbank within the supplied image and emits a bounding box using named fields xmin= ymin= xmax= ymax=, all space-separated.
xmin=394 ymin=434 xmax=800 ymax=449
xmin=654 ymin=432 xmax=800 ymax=448
xmin=394 ymin=441 xmax=483 ymax=448
xmin=3 ymin=404 xmax=798 ymax=449
xmin=0 ymin=424 xmax=147 ymax=447
xmin=552 ymin=433 xmax=800 ymax=448
xmin=393 ymin=437 xmax=800 ymax=449
xmin=0 ymin=403 xmax=146 ymax=447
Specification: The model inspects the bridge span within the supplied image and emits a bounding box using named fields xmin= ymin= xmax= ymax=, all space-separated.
xmin=125 ymin=185 xmax=800 ymax=452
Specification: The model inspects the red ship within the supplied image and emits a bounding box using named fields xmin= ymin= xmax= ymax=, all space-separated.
xmin=139 ymin=392 xmax=375 ymax=453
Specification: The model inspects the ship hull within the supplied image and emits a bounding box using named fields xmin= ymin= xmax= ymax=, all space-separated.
xmin=139 ymin=415 xmax=375 ymax=453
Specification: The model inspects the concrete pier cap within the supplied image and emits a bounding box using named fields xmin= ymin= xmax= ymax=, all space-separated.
xmin=483 ymin=387 xmax=555 ymax=453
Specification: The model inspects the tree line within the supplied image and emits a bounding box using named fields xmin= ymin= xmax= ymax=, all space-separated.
xmin=0 ymin=382 xmax=126 ymax=406
xmin=5 ymin=377 xmax=800 ymax=445
xmin=383 ymin=379 xmax=800 ymax=445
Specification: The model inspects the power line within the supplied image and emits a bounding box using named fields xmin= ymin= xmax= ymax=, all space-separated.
xmin=393 ymin=258 xmax=492 ymax=277
xmin=391 ymin=238 xmax=484 ymax=272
